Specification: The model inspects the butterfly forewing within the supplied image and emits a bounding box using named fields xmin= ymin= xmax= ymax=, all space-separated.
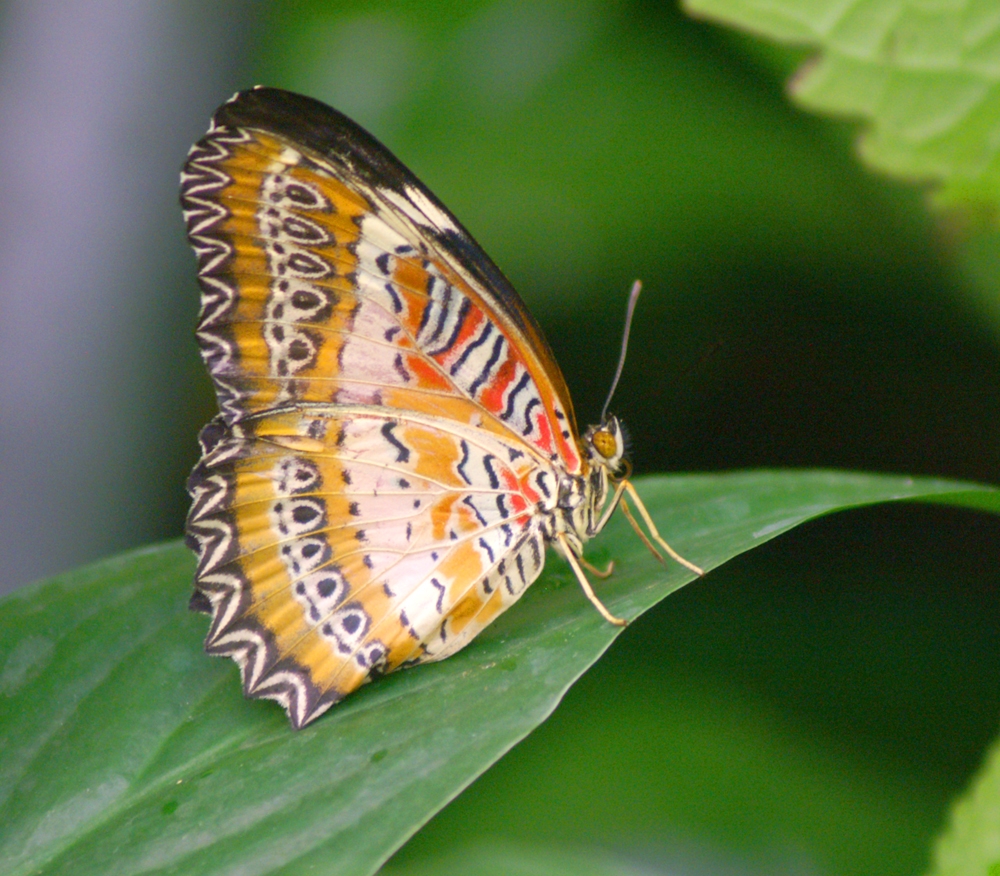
xmin=183 ymin=90 xmax=581 ymax=469
xmin=182 ymin=88 xmax=585 ymax=726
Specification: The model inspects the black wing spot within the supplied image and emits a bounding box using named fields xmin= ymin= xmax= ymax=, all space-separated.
xmin=425 ymin=284 xmax=453 ymax=344
xmin=501 ymin=370 xmax=531 ymax=421
xmin=393 ymin=352 xmax=411 ymax=383
xmin=468 ymin=333 xmax=505 ymax=397
xmin=287 ymin=251 xmax=329 ymax=277
xmin=306 ymin=420 xmax=326 ymax=441
xmin=478 ymin=537 xmax=495 ymax=563
xmin=482 ymin=455 xmax=500 ymax=490
xmin=428 ymin=295 xmax=471 ymax=357
xmin=288 ymin=338 xmax=314 ymax=362
xmin=457 ymin=440 xmax=472 ymax=485
xmin=381 ymin=422 xmax=410 ymax=463
xmin=521 ymin=397 xmax=541 ymax=436
xmin=463 ymin=495 xmax=488 ymax=527
xmin=535 ymin=472 xmax=551 ymax=499
xmin=450 ymin=321 xmax=492 ymax=377
xmin=317 ymin=575 xmax=340 ymax=598
xmin=384 ymin=282 xmax=403 ymax=313
xmin=431 ymin=578 xmax=446 ymax=613
xmin=416 ymin=296 xmax=435 ymax=338
xmin=292 ymin=503 xmax=320 ymax=525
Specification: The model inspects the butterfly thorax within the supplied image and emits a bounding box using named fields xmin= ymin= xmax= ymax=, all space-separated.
xmin=544 ymin=415 xmax=625 ymax=557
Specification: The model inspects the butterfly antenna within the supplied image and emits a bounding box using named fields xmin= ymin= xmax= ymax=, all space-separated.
xmin=600 ymin=279 xmax=642 ymax=422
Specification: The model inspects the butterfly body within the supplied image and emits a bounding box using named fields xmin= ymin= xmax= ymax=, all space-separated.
xmin=182 ymin=88 xmax=656 ymax=728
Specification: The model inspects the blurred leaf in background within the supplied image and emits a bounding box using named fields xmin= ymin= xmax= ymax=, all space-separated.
xmin=687 ymin=0 xmax=1000 ymax=210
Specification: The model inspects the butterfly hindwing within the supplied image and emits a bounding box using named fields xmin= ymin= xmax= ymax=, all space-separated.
xmin=186 ymin=407 xmax=550 ymax=727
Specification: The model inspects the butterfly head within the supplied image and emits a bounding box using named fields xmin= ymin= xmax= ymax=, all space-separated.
xmin=586 ymin=415 xmax=626 ymax=474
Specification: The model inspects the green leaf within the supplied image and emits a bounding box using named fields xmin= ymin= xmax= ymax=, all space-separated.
xmin=929 ymin=736 xmax=1000 ymax=876
xmin=683 ymin=0 xmax=1000 ymax=211
xmin=1 ymin=471 xmax=995 ymax=876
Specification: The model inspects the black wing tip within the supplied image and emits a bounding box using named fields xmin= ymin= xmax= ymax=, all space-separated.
xmin=217 ymin=87 xmax=346 ymax=131
xmin=213 ymin=87 xmax=396 ymax=185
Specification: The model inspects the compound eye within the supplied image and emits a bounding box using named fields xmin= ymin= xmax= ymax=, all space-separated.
xmin=591 ymin=429 xmax=617 ymax=459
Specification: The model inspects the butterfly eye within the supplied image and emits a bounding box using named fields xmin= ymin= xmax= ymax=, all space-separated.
xmin=591 ymin=429 xmax=618 ymax=460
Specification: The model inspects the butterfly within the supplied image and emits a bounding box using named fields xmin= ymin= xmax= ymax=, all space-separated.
xmin=180 ymin=87 xmax=702 ymax=728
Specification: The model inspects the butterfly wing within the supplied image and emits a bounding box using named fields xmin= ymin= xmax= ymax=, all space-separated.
xmin=187 ymin=407 xmax=550 ymax=728
xmin=181 ymin=88 xmax=578 ymax=726
xmin=182 ymin=87 xmax=582 ymax=470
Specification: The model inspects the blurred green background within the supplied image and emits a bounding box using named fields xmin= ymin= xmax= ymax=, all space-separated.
xmin=2 ymin=1 xmax=998 ymax=874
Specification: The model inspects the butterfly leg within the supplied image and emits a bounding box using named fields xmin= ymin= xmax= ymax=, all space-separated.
xmin=618 ymin=497 xmax=665 ymax=563
xmin=622 ymin=481 xmax=704 ymax=576
xmin=592 ymin=478 xmax=629 ymax=536
xmin=580 ymin=556 xmax=614 ymax=578
xmin=557 ymin=534 xmax=627 ymax=626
